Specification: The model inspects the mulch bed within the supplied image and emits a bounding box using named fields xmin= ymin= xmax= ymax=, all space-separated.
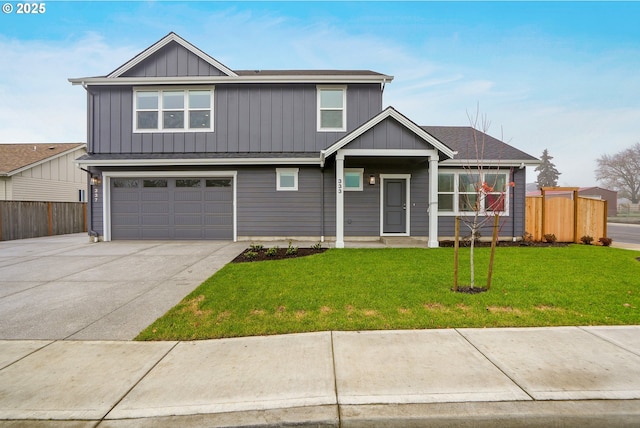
xmin=438 ymin=240 xmax=569 ymax=248
xmin=232 ymin=247 xmax=328 ymax=263
xmin=451 ymin=286 xmax=489 ymax=294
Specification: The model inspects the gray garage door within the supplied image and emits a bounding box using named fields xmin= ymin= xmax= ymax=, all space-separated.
xmin=111 ymin=177 xmax=233 ymax=240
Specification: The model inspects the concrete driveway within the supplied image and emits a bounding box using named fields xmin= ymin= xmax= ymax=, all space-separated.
xmin=0 ymin=234 xmax=246 ymax=340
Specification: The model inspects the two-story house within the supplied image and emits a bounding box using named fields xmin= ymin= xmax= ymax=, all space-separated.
xmin=70 ymin=32 xmax=538 ymax=247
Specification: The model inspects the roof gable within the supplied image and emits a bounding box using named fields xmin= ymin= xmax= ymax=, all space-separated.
xmin=322 ymin=107 xmax=456 ymax=160
xmin=0 ymin=143 xmax=86 ymax=176
xmin=108 ymin=32 xmax=237 ymax=78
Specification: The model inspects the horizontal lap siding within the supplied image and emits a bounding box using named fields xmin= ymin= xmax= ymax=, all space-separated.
xmin=91 ymin=84 xmax=382 ymax=154
xmin=237 ymin=167 xmax=323 ymax=236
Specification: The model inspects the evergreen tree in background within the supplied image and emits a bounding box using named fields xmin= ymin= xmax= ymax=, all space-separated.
xmin=535 ymin=149 xmax=561 ymax=188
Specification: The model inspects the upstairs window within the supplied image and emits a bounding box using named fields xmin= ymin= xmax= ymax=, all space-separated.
xmin=134 ymin=87 xmax=214 ymax=132
xmin=317 ymin=86 xmax=346 ymax=132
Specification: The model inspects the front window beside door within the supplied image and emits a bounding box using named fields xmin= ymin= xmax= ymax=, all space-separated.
xmin=438 ymin=170 xmax=510 ymax=215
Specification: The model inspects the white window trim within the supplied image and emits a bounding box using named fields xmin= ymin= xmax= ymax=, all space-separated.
xmin=276 ymin=168 xmax=299 ymax=191
xmin=133 ymin=86 xmax=214 ymax=133
xmin=344 ymin=168 xmax=364 ymax=191
xmin=438 ymin=170 xmax=510 ymax=216
xmin=317 ymin=85 xmax=347 ymax=132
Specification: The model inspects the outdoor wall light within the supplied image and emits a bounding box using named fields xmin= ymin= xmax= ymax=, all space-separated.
xmin=369 ymin=174 xmax=376 ymax=185
xmin=90 ymin=176 xmax=101 ymax=186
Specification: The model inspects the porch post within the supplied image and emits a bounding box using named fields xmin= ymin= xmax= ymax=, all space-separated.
xmin=428 ymin=155 xmax=440 ymax=248
xmin=336 ymin=152 xmax=345 ymax=248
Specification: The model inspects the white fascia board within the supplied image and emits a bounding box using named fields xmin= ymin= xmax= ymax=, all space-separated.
xmin=440 ymin=159 xmax=541 ymax=167
xmin=323 ymin=107 xmax=455 ymax=159
xmin=102 ymin=170 xmax=238 ymax=178
xmin=75 ymin=157 xmax=321 ymax=167
xmin=69 ymin=74 xmax=393 ymax=86
xmin=107 ymin=33 xmax=238 ymax=78
xmin=338 ymin=149 xmax=439 ymax=159
xmin=8 ymin=145 xmax=87 ymax=177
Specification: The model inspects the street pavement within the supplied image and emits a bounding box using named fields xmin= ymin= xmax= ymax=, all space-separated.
xmin=0 ymin=234 xmax=639 ymax=426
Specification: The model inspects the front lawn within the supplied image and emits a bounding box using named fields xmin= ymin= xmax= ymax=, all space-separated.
xmin=136 ymin=245 xmax=640 ymax=340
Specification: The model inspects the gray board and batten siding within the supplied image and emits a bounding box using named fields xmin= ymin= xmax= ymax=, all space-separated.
xmin=88 ymin=83 xmax=382 ymax=155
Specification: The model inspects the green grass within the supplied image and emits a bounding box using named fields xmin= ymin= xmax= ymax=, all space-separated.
xmin=136 ymin=245 xmax=640 ymax=340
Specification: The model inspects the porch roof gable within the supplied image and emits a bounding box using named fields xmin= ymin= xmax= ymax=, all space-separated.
xmin=321 ymin=107 xmax=456 ymax=162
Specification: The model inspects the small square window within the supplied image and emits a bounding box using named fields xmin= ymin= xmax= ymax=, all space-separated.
xmin=276 ymin=168 xmax=299 ymax=191
xmin=344 ymin=168 xmax=364 ymax=191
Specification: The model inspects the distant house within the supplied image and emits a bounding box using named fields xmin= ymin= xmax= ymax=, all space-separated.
xmin=579 ymin=187 xmax=617 ymax=216
xmin=0 ymin=143 xmax=88 ymax=202
xmin=69 ymin=32 xmax=538 ymax=245
xmin=526 ymin=186 xmax=617 ymax=217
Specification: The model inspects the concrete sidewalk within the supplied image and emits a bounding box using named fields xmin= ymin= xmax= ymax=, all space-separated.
xmin=1 ymin=326 xmax=639 ymax=427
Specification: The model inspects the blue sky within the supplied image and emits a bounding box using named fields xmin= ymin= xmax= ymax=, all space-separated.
xmin=1 ymin=1 xmax=639 ymax=186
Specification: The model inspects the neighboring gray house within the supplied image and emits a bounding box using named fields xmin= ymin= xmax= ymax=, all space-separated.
xmin=70 ymin=32 xmax=538 ymax=247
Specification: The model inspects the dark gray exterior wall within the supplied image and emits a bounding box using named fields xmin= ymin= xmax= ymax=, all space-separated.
xmin=121 ymin=41 xmax=228 ymax=77
xmin=88 ymin=164 xmax=527 ymax=240
xmin=88 ymin=84 xmax=382 ymax=155
xmin=345 ymin=117 xmax=432 ymax=150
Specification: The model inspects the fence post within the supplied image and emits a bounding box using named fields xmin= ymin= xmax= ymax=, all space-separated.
xmin=541 ymin=188 xmax=546 ymax=239
xmin=47 ymin=202 xmax=53 ymax=236
xmin=453 ymin=216 xmax=459 ymax=292
xmin=603 ymin=200 xmax=608 ymax=238
xmin=573 ymin=189 xmax=579 ymax=243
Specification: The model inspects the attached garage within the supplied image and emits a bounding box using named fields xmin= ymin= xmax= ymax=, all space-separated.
xmin=108 ymin=175 xmax=235 ymax=240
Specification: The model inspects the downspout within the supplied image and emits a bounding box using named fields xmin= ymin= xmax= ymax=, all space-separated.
xmin=321 ymin=167 xmax=325 ymax=242
xmin=79 ymin=167 xmax=99 ymax=241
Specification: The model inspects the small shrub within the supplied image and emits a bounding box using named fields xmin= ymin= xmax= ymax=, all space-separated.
xmin=544 ymin=234 xmax=557 ymax=244
xmin=249 ymin=243 xmax=264 ymax=251
xmin=285 ymin=241 xmax=298 ymax=256
xmin=312 ymin=241 xmax=323 ymax=250
xmin=522 ymin=232 xmax=534 ymax=243
xmin=266 ymin=246 xmax=279 ymax=257
xmin=243 ymin=250 xmax=258 ymax=260
xmin=598 ymin=237 xmax=613 ymax=247
xmin=580 ymin=235 xmax=594 ymax=245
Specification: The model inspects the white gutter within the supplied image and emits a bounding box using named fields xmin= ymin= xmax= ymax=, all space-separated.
xmin=68 ymin=74 xmax=394 ymax=86
xmin=75 ymin=156 xmax=322 ymax=167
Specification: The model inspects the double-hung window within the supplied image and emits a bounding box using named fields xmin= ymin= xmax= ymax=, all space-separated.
xmin=438 ymin=170 xmax=510 ymax=215
xmin=134 ymin=87 xmax=214 ymax=132
xmin=317 ymin=86 xmax=346 ymax=132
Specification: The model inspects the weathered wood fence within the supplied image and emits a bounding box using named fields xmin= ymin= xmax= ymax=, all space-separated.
xmin=525 ymin=187 xmax=607 ymax=243
xmin=0 ymin=201 xmax=87 ymax=241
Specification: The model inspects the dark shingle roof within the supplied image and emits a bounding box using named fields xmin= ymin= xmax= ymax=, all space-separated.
xmin=422 ymin=126 xmax=537 ymax=161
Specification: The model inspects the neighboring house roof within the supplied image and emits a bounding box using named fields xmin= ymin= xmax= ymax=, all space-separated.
xmin=0 ymin=143 xmax=86 ymax=176
xmin=527 ymin=187 xmax=618 ymax=197
xmin=68 ymin=32 xmax=393 ymax=86
xmin=423 ymin=126 xmax=538 ymax=166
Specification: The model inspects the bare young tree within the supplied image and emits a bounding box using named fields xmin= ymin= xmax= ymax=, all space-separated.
xmin=456 ymin=108 xmax=514 ymax=289
xmin=596 ymin=143 xmax=640 ymax=204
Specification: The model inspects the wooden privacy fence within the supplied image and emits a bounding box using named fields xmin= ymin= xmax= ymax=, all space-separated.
xmin=525 ymin=187 xmax=607 ymax=243
xmin=0 ymin=201 xmax=87 ymax=241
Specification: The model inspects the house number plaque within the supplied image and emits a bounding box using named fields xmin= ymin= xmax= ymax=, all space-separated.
xmin=337 ymin=178 xmax=343 ymax=194
xmin=93 ymin=187 xmax=99 ymax=202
